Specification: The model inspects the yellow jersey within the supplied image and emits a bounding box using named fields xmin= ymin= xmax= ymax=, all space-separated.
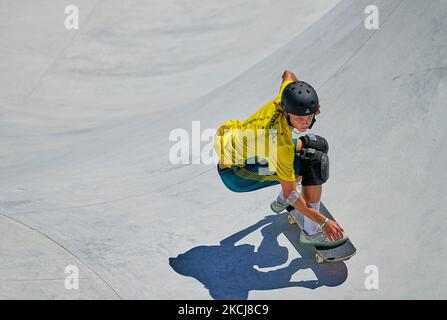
xmin=214 ymin=80 xmax=297 ymax=182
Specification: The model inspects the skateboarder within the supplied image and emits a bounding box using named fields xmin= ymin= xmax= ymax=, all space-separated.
xmin=214 ymin=70 xmax=347 ymax=248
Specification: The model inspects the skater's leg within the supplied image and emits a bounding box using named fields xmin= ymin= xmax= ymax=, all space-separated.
xmin=277 ymin=179 xmax=302 ymax=203
xmin=301 ymin=185 xmax=323 ymax=235
xmin=301 ymin=185 xmax=322 ymax=204
xmin=271 ymin=179 xmax=302 ymax=213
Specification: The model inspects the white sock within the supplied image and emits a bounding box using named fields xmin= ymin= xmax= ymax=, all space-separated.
xmin=304 ymin=201 xmax=322 ymax=236
xmin=277 ymin=182 xmax=302 ymax=205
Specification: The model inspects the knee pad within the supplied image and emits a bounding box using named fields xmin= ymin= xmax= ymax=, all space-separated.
xmin=286 ymin=190 xmax=300 ymax=206
xmin=299 ymin=134 xmax=329 ymax=154
xmin=298 ymin=148 xmax=329 ymax=186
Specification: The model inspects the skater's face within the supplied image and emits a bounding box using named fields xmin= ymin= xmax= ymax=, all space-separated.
xmin=288 ymin=113 xmax=314 ymax=132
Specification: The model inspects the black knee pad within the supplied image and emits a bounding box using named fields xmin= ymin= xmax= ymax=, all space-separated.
xmin=298 ymin=148 xmax=329 ymax=186
xmin=299 ymin=134 xmax=329 ymax=154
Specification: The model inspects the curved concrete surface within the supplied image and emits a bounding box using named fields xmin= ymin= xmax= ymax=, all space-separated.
xmin=1 ymin=0 xmax=446 ymax=299
xmin=0 ymin=215 xmax=119 ymax=299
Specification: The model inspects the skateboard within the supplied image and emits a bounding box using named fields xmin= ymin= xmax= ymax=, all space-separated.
xmin=285 ymin=203 xmax=356 ymax=264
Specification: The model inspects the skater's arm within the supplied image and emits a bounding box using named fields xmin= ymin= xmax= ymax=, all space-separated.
xmin=280 ymin=180 xmax=344 ymax=240
xmin=280 ymin=180 xmax=326 ymax=225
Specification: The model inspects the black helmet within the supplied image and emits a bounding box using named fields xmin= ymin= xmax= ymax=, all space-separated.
xmin=281 ymin=81 xmax=319 ymax=116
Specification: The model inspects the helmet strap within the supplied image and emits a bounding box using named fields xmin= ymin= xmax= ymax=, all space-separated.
xmin=286 ymin=114 xmax=293 ymax=127
xmin=308 ymin=115 xmax=316 ymax=129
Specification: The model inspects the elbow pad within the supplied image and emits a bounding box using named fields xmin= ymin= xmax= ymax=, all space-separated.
xmin=298 ymin=148 xmax=329 ymax=186
xmin=286 ymin=190 xmax=300 ymax=205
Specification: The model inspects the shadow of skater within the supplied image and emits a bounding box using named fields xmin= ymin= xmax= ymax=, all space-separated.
xmin=169 ymin=213 xmax=348 ymax=299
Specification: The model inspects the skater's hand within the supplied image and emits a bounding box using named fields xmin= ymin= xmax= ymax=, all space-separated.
xmin=323 ymin=220 xmax=344 ymax=241
xmin=282 ymin=70 xmax=298 ymax=82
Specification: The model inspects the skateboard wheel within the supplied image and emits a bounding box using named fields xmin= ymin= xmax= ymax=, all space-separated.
xmin=288 ymin=215 xmax=296 ymax=225
xmin=315 ymin=254 xmax=324 ymax=264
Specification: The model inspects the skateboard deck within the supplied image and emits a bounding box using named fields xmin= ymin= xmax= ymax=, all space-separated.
xmin=285 ymin=203 xmax=356 ymax=263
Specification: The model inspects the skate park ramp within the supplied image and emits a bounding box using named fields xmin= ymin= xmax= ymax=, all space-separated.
xmin=1 ymin=0 xmax=446 ymax=299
